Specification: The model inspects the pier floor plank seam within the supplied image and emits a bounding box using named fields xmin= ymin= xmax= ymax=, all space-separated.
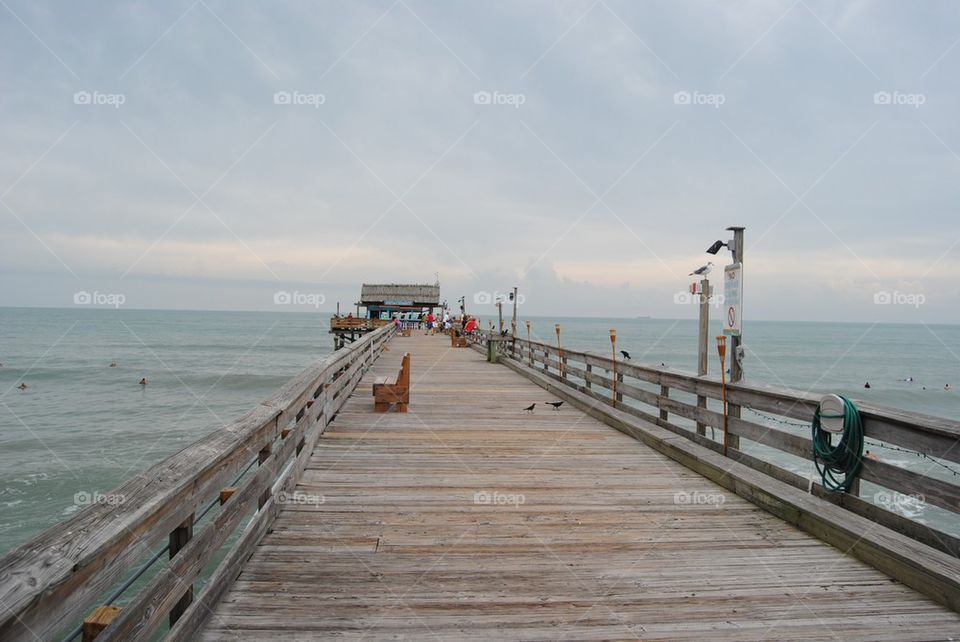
xmin=202 ymin=333 xmax=960 ymax=641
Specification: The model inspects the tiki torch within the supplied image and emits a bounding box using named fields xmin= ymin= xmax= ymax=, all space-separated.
xmin=717 ymin=335 xmax=729 ymax=456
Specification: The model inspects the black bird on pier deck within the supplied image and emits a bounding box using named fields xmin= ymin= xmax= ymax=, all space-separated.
xmin=545 ymin=401 xmax=563 ymax=410
xmin=523 ymin=403 xmax=536 ymax=413
xmin=620 ymin=350 xmax=631 ymax=360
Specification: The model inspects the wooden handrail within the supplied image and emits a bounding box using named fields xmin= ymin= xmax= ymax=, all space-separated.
xmin=481 ymin=329 xmax=960 ymax=556
xmin=0 ymin=324 xmax=394 ymax=642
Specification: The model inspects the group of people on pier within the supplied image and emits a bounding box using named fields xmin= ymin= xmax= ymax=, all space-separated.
xmin=392 ymin=310 xmax=479 ymax=337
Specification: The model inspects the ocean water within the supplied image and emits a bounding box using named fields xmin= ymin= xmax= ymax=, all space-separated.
xmin=1 ymin=308 xmax=958 ymax=555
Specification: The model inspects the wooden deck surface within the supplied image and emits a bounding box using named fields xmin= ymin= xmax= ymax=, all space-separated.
xmin=202 ymin=333 xmax=960 ymax=640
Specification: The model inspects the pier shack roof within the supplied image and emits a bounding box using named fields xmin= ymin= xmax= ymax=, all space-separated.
xmin=360 ymin=283 xmax=440 ymax=307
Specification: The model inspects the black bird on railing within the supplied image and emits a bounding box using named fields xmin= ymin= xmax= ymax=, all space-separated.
xmin=545 ymin=401 xmax=563 ymax=410
xmin=500 ymin=329 xmax=510 ymax=337
xmin=620 ymin=350 xmax=631 ymax=360
xmin=523 ymin=403 xmax=536 ymax=413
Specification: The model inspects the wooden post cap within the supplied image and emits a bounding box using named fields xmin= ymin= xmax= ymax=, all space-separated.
xmin=219 ymin=487 xmax=238 ymax=505
xmin=83 ymin=605 xmax=121 ymax=641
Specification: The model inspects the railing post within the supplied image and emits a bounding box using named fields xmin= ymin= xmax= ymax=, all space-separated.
xmin=168 ymin=513 xmax=194 ymax=626
xmin=258 ymin=443 xmax=272 ymax=509
xmin=659 ymin=385 xmax=669 ymax=421
xmin=697 ymin=277 xmax=710 ymax=436
xmin=487 ymin=334 xmax=498 ymax=363
xmin=585 ymin=363 xmax=592 ymax=390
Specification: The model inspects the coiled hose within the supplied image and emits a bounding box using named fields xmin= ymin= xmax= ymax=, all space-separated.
xmin=811 ymin=395 xmax=864 ymax=493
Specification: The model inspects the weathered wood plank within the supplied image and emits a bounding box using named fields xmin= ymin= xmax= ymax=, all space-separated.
xmin=199 ymin=333 xmax=960 ymax=640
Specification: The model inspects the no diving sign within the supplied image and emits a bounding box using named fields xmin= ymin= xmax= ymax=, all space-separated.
xmin=723 ymin=262 xmax=742 ymax=336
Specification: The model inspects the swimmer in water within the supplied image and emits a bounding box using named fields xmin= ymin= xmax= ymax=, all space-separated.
xmin=138 ymin=378 xmax=147 ymax=386
xmin=864 ymin=382 xmax=871 ymax=389
xmin=16 ymin=383 xmax=27 ymax=390
xmin=946 ymin=384 xmax=951 ymax=391
xmin=110 ymin=362 xmax=117 ymax=367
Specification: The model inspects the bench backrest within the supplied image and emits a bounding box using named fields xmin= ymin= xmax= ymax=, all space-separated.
xmin=398 ymin=353 xmax=411 ymax=388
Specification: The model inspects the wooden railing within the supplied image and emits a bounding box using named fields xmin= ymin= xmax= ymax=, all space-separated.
xmin=475 ymin=330 xmax=960 ymax=557
xmin=330 ymin=317 xmax=391 ymax=331
xmin=0 ymin=324 xmax=394 ymax=641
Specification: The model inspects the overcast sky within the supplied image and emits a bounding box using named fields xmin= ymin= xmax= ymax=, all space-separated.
xmin=1 ymin=1 xmax=958 ymax=322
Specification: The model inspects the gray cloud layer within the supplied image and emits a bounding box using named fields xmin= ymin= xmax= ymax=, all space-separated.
xmin=1 ymin=0 xmax=958 ymax=322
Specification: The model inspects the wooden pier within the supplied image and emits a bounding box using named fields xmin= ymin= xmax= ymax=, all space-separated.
xmin=199 ymin=332 xmax=960 ymax=640
xmin=1 ymin=325 xmax=958 ymax=640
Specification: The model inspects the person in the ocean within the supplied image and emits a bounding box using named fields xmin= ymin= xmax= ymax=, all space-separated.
xmin=138 ymin=378 xmax=147 ymax=386
xmin=864 ymin=382 xmax=871 ymax=389
xmin=946 ymin=384 xmax=951 ymax=391
xmin=110 ymin=362 xmax=117 ymax=367
xmin=16 ymin=383 xmax=27 ymax=390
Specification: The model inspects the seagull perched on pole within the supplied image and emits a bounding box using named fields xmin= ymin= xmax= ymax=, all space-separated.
xmin=689 ymin=261 xmax=713 ymax=277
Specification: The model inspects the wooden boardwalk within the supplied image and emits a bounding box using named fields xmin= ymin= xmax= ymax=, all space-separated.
xmin=202 ymin=333 xmax=960 ymax=640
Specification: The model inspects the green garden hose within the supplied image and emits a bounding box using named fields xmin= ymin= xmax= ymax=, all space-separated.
xmin=811 ymin=395 xmax=864 ymax=493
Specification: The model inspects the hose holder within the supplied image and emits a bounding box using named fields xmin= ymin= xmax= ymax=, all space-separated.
xmin=811 ymin=394 xmax=865 ymax=493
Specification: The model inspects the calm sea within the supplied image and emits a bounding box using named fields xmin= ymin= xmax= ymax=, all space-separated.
xmin=1 ymin=307 xmax=958 ymax=554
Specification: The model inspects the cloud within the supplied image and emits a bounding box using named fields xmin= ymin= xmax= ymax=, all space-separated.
xmin=1 ymin=0 xmax=958 ymax=321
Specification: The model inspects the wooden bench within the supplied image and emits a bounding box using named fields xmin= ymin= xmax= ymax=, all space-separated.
xmin=373 ymin=353 xmax=410 ymax=412
xmin=450 ymin=332 xmax=469 ymax=348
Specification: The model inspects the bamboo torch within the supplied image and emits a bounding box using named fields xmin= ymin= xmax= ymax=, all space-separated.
xmin=526 ymin=320 xmax=532 ymax=367
xmin=555 ymin=323 xmax=563 ymax=378
xmin=717 ymin=335 xmax=728 ymax=456
xmin=610 ymin=329 xmax=617 ymax=408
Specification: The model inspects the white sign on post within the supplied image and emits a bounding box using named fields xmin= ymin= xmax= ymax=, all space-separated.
xmin=723 ymin=262 xmax=742 ymax=336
